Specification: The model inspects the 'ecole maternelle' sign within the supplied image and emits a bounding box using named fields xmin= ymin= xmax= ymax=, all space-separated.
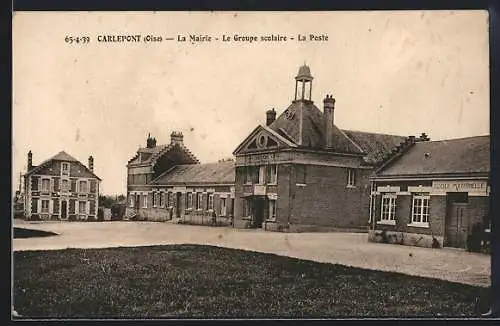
xmin=432 ymin=180 xmax=488 ymax=195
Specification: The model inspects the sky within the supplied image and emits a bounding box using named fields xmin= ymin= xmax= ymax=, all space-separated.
xmin=12 ymin=10 xmax=490 ymax=195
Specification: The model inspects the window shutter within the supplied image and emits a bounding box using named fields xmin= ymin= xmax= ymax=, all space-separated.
xmin=54 ymin=177 xmax=60 ymax=192
xmin=53 ymin=199 xmax=60 ymax=214
xmin=69 ymin=199 xmax=76 ymax=214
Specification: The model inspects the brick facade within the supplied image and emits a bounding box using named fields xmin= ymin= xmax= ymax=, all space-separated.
xmin=23 ymin=151 xmax=101 ymax=221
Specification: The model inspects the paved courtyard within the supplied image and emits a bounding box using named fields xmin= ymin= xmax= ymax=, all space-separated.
xmin=13 ymin=220 xmax=491 ymax=287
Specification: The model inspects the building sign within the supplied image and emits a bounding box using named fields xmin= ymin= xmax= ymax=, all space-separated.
xmin=432 ymin=180 xmax=488 ymax=196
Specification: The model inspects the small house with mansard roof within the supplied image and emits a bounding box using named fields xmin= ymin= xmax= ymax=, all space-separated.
xmin=232 ymin=64 xmax=419 ymax=232
xmin=369 ymin=135 xmax=490 ymax=249
xmin=23 ymin=150 xmax=101 ymax=221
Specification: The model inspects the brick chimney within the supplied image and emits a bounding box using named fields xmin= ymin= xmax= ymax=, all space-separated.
xmin=266 ymin=108 xmax=276 ymax=126
xmin=146 ymin=133 xmax=157 ymax=148
xmin=88 ymin=156 xmax=94 ymax=172
xmin=323 ymin=94 xmax=336 ymax=148
xmin=170 ymin=131 xmax=184 ymax=145
xmin=27 ymin=150 xmax=32 ymax=170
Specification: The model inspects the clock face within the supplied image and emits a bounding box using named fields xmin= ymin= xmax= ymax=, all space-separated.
xmin=285 ymin=108 xmax=295 ymax=120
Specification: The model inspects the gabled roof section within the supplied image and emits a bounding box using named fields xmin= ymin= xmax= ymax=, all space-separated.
xmin=233 ymin=124 xmax=297 ymax=155
xmin=377 ymin=135 xmax=490 ymax=177
xmin=268 ymin=101 xmax=365 ymax=155
xmin=152 ymin=161 xmax=235 ymax=185
xmin=25 ymin=151 xmax=102 ymax=180
xmin=342 ymin=130 xmax=408 ymax=165
xmin=128 ymin=143 xmax=199 ymax=167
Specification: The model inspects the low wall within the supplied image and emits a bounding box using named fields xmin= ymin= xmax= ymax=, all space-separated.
xmin=368 ymin=230 xmax=444 ymax=249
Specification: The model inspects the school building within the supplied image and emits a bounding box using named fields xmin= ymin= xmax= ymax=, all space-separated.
xmin=368 ymin=135 xmax=490 ymax=249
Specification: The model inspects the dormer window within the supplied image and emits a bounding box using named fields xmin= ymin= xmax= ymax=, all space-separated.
xmin=61 ymin=163 xmax=69 ymax=176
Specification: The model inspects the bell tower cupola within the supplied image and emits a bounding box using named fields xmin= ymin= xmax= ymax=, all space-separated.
xmin=294 ymin=63 xmax=313 ymax=102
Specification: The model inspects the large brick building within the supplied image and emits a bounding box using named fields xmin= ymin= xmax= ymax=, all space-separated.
xmin=126 ymin=132 xmax=235 ymax=224
xmin=23 ymin=151 xmax=101 ymax=221
xmin=232 ymin=65 xmax=413 ymax=232
xmin=369 ymin=135 xmax=490 ymax=249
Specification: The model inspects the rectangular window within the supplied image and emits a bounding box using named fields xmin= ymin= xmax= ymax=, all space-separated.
xmin=258 ymin=166 xmax=266 ymax=185
xmin=296 ymin=165 xmax=306 ymax=184
xmin=347 ymin=169 xmax=356 ymax=187
xmin=160 ymin=192 xmax=165 ymax=207
xmin=129 ymin=195 xmax=134 ymax=207
xmin=31 ymin=177 xmax=39 ymax=191
xmin=167 ymin=192 xmax=172 ymax=207
xmin=62 ymin=179 xmax=69 ymax=192
xmin=187 ymin=192 xmax=193 ymax=209
xmin=41 ymin=179 xmax=50 ymax=191
xmin=208 ymin=194 xmax=214 ymax=210
xmin=267 ymin=165 xmax=278 ymax=184
xmin=220 ymin=198 xmax=227 ymax=216
xmin=380 ymin=194 xmax=396 ymax=223
xmin=411 ymin=194 xmax=430 ymax=226
xmin=196 ymin=193 xmax=203 ymax=210
xmin=79 ymin=180 xmax=88 ymax=193
xmin=245 ymin=166 xmax=253 ymax=184
xmin=61 ymin=163 xmax=69 ymax=176
xmin=41 ymin=200 xmax=50 ymax=213
xmin=152 ymin=192 xmax=157 ymax=207
xmin=268 ymin=199 xmax=277 ymax=221
xmin=79 ymin=201 xmax=86 ymax=214
xmin=142 ymin=194 xmax=148 ymax=208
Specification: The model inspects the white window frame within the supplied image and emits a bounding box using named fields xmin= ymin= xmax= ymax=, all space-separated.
xmin=268 ymin=199 xmax=277 ymax=221
xmin=78 ymin=201 xmax=87 ymax=215
xmin=62 ymin=179 xmax=69 ymax=192
xmin=220 ymin=197 xmax=227 ymax=216
xmin=258 ymin=166 xmax=266 ymax=185
xmin=245 ymin=166 xmax=253 ymax=185
xmin=41 ymin=199 xmax=50 ymax=213
xmin=129 ymin=195 xmax=134 ymax=208
xmin=160 ymin=192 xmax=165 ymax=208
xmin=409 ymin=193 xmax=430 ymax=227
xmin=347 ymin=168 xmax=356 ymax=187
xmin=196 ymin=193 xmax=203 ymax=210
xmin=142 ymin=194 xmax=148 ymax=208
xmin=378 ymin=193 xmax=396 ymax=225
xmin=167 ymin=192 xmax=173 ymax=207
xmin=208 ymin=193 xmax=214 ymax=210
xmin=268 ymin=165 xmax=278 ymax=185
xmin=79 ymin=180 xmax=88 ymax=193
xmin=152 ymin=192 xmax=157 ymax=208
xmin=187 ymin=192 xmax=193 ymax=210
xmin=41 ymin=178 xmax=50 ymax=192
xmin=61 ymin=162 xmax=70 ymax=176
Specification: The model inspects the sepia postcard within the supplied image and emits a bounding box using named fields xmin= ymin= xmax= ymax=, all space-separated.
xmin=12 ymin=10 xmax=493 ymax=319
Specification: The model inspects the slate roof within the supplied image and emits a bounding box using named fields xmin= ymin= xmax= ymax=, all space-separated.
xmin=152 ymin=161 xmax=235 ymax=185
xmin=377 ymin=135 xmax=490 ymax=177
xmin=264 ymin=100 xmax=408 ymax=165
xmin=342 ymin=130 xmax=408 ymax=165
xmin=128 ymin=143 xmax=199 ymax=166
xmin=25 ymin=151 xmax=101 ymax=180
xmin=269 ymin=101 xmax=365 ymax=154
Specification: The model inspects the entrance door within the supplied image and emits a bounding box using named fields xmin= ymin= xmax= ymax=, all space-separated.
xmin=176 ymin=192 xmax=182 ymax=218
xmin=61 ymin=200 xmax=67 ymax=220
xmin=445 ymin=203 xmax=469 ymax=248
xmin=253 ymin=197 xmax=266 ymax=228
xmin=135 ymin=195 xmax=140 ymax=209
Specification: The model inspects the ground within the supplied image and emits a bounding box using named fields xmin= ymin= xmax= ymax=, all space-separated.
xmin=14 ymin=244 xmax=485 ymax=318
xmin=13 ymin=220 xmax=491 ymax=287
